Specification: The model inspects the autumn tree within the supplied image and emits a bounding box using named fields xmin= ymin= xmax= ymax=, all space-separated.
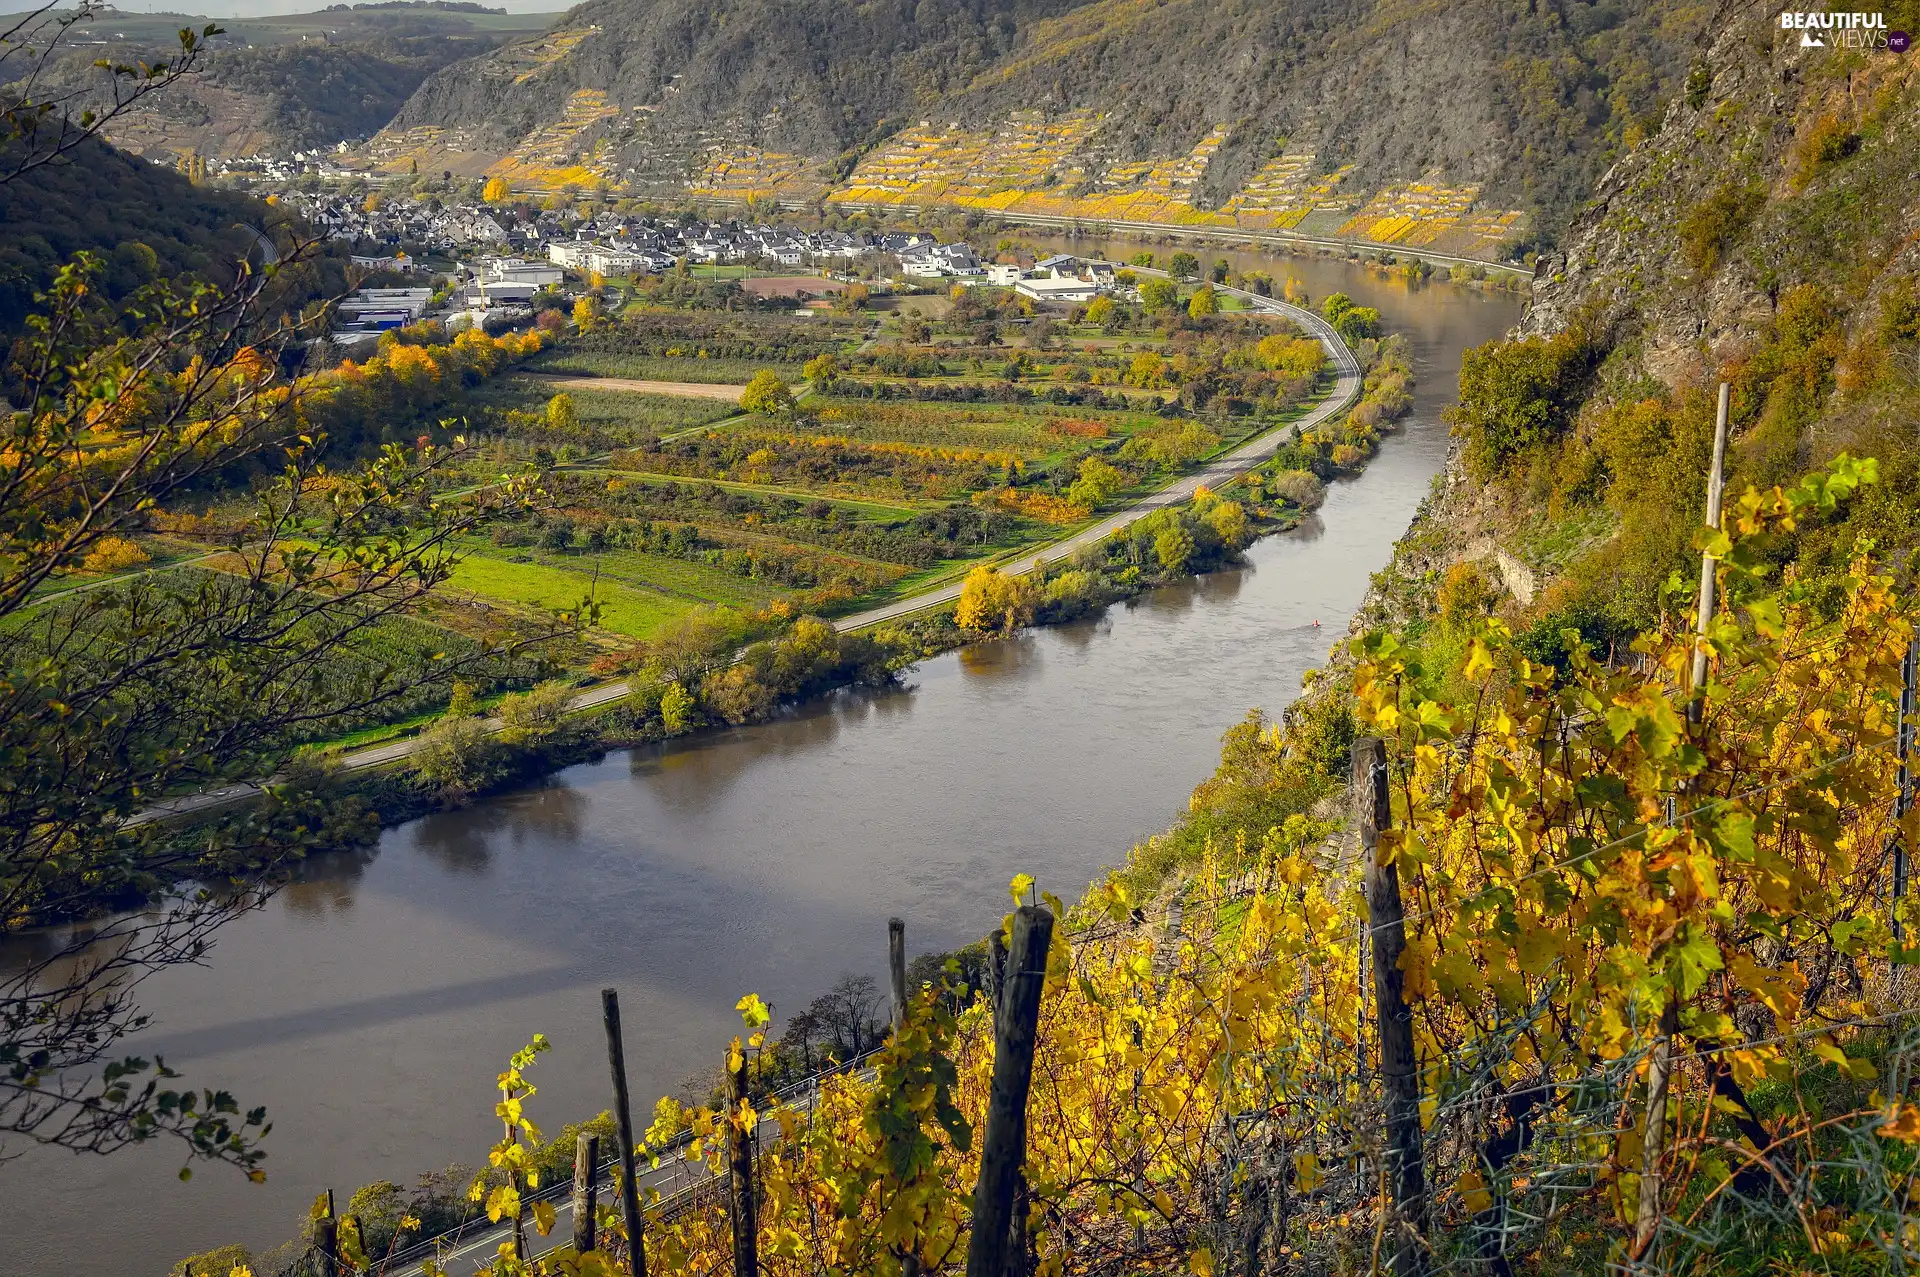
xmin=954 ymin=565 xmax=1037 ymax=634
xmin=740 ymin=369 xmax=795 ymax=415
xmin=1168 ymin=251 xmax=1200 ymax=279
xmin=1085 ymin=295 xmax=1115 ymax=326
xmin=1139 ymin=277 xmax=1179 ymax=312
xmin=482 ymin=176 xmax=511 ymax=203
xmin=0 ymin=58 xmax=569 ymax=1178
xmin=571 ymin=294 xmax=603 ymax=332
xmin=1186 ymin=283 xmax=1218 ymax=319
xmin=544 ymin=392 xmax=578 ymax=431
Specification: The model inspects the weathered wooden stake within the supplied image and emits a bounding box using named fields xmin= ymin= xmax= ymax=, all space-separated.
xmin=889 ymin=916 xmax=910 ymax=1032
xmin=1687 ymin=382 xmax=1732 ymax=725
xmin=1354 ymin=737 xmax=1425 ymax=1275
xmin=315 ymin=1189 xmax=338 ymax=1277
xmin=1633 ymin=1002 xmax=1680 ymax=1261
xmin=601 ymin=988 xmax=648 ymax=1277
xmin=727 ymin=1049 xmax=760 ymax=1277
xmin=572 ymin=1132 xmax=600 ymax=1254
xmin=965 ymin=905 xmax=1055 ymax=1277
xmin=889 ymin=916 xmax=924 ymax=1277
xmin=988 ymin=929 xmax=1008 ymax=1023
xmin=1895 ymin=638 xmax=1918 ymax=938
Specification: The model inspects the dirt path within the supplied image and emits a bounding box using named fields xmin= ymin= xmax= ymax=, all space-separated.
xmin=523 ymin=372 xmax=754 ymax=401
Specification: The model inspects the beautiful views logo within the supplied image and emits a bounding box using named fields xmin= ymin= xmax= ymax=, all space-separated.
xmin=1778 ymin=10 xmax=1900 ymax=49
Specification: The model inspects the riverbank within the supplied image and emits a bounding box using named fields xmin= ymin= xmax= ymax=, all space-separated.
xmin=128 ymin=329 xmax=1406 ymax=906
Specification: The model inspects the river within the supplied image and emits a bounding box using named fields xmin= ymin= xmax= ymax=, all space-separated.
xmin=1 ymin=251 xmax=1520 ymax=1276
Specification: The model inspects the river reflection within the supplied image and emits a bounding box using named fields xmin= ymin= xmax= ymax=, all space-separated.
xmin=0 ymin=253 xmax=1522 ymax=1277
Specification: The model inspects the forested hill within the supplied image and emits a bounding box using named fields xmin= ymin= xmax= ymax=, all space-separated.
xmin=1375 ymin=0 xmax=1920 ymax=652
xmin=0 ymin=136 xmax=345 ymax=334
xmin=376 ymin=0 xmax=1706 ymax=252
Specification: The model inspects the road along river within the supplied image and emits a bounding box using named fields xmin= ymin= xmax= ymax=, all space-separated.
xmin=0 ymin=253 xmax=1521 ymax=1275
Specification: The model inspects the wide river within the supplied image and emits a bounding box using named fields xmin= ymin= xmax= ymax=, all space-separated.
xmin=4 ymin=250 xmax=1521 ymax=1275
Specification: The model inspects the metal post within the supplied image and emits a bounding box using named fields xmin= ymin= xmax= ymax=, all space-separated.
xmin=602 ymin=989 xmax=648 ymax=1277
xmin=1355 ymin=737 xmax=1425 ymax=1275
xmin=966 ymin=906 xmax=1055 ymax=1277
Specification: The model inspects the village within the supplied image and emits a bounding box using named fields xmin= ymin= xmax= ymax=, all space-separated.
xmin=306 ymin=187 xmax=1128 ymax=347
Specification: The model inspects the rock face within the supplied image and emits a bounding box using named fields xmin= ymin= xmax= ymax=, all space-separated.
xmin=1377 ymin=0 xmax=1920 ymax=628
xmin=377 ymin=0 xmax=1702 ymax=246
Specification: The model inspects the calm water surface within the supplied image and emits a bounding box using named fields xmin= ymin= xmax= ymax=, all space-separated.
xmin=2 ymin=254 xmax=1521 ymax=1275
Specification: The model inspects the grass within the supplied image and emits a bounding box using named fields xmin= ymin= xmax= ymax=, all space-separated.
xmin=528 ymin=350 xmax=804 ymax=385
xmin=446 ymin=553 xmax=697 ymax=638
xmin=504 ymin=544 xmax=785 ymax=608
xmin=483 ymin=377 xmax=740 ymax=435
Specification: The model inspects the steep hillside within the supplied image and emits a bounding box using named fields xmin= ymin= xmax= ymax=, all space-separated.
xmin=1366 ymin=0 xmax=1920 ymax=654
xmin=370 ymin=0 xmax=1707 ymax=253
xmin=0 ymin=134 xmax=349 ymax=334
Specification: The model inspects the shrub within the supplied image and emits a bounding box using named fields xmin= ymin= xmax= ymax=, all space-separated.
xmin=170 ymin=1244 xmax=252 ymax=1277
xmin=413 ymin=713 xmax=495 ymax=799
xmin=1677 ymin=181 xmax=1764 ymax=274
xmin=1446 ymin=331 xmax=1590 ymax=478
xmin=659 ymin=681 xmax=696 ymax=734
xmin=79 ymin=535 xmax=150 ymax=574
xmin=1271 ymin=469 xmax=1326 ymax=510
xmin=955 ymin=565 xmax=1038 ymax=633
xmin=499 ymin=680 xmax=574 ymax=747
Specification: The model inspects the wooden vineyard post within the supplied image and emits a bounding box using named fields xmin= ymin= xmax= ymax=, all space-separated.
xmin=889 ymin=916 xmax=910 ymax=1031
xmin=601 ymin=988 xmax=649 ymax=1277
xmin=1895 ymin=638 xmax=1918 ymax=938
xmin=988 ymin=929 xmax=1008 ymax=1023
xmin=572 ymin=1132 xmax=600 ymax=1254
xmin=1354 ymin=737 xmax=1425 ymax=1275
xmin=1687 ymin=382 xmax=1733 ymax=726
xmin=1639 ymin=382 xmax=1732 ymax=1262
xmin=727 ymin=1049 xmax=760 ymax=1277
xmin=315 ymin=1189 xmax=338 ymax=1277
xmin=888 ymin=916 xmax=925 ymax=1277
xmin=966 ymin=904 xmax=1055 ymax=1277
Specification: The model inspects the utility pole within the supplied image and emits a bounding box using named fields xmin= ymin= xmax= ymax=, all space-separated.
xmin=1354 ymin=737 xmax=1425 ymax=1275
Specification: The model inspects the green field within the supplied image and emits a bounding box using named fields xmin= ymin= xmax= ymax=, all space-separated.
xmin=479 ymin=377 xmax=741 ymax=437
xmin=527 ymin=350 xmax=803 ymax=385
xmin=446 ymin=554 xmax=695 ymax=637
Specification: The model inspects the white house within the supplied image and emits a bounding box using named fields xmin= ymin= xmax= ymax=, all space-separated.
xmin=1014 ymin=274 xmax=1096 ymax=305
xmin=478 ymin=257 xmax=563 ymax=288
xmin=585 ymin=247 xmax=648 ymax=276
xmin=985 ymin=263 xmax=1024 ymax=286
xmin=547 ymin=240 xmax=594 ymax=269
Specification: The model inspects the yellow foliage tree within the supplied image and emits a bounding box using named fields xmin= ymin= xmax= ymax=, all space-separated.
xmin=482 ymin=177 xmax=511 ymax=203
xmin=739 ymin=369 xmax=795 ymax=415
xmin=571 ymin=295 xmax=602 ymax=332
xmin=954 ymin=565 xmax=1037 ymax=634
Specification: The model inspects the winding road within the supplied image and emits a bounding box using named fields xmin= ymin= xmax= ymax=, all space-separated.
xmin=127 ymin=289 xmax=1361 ymax=826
